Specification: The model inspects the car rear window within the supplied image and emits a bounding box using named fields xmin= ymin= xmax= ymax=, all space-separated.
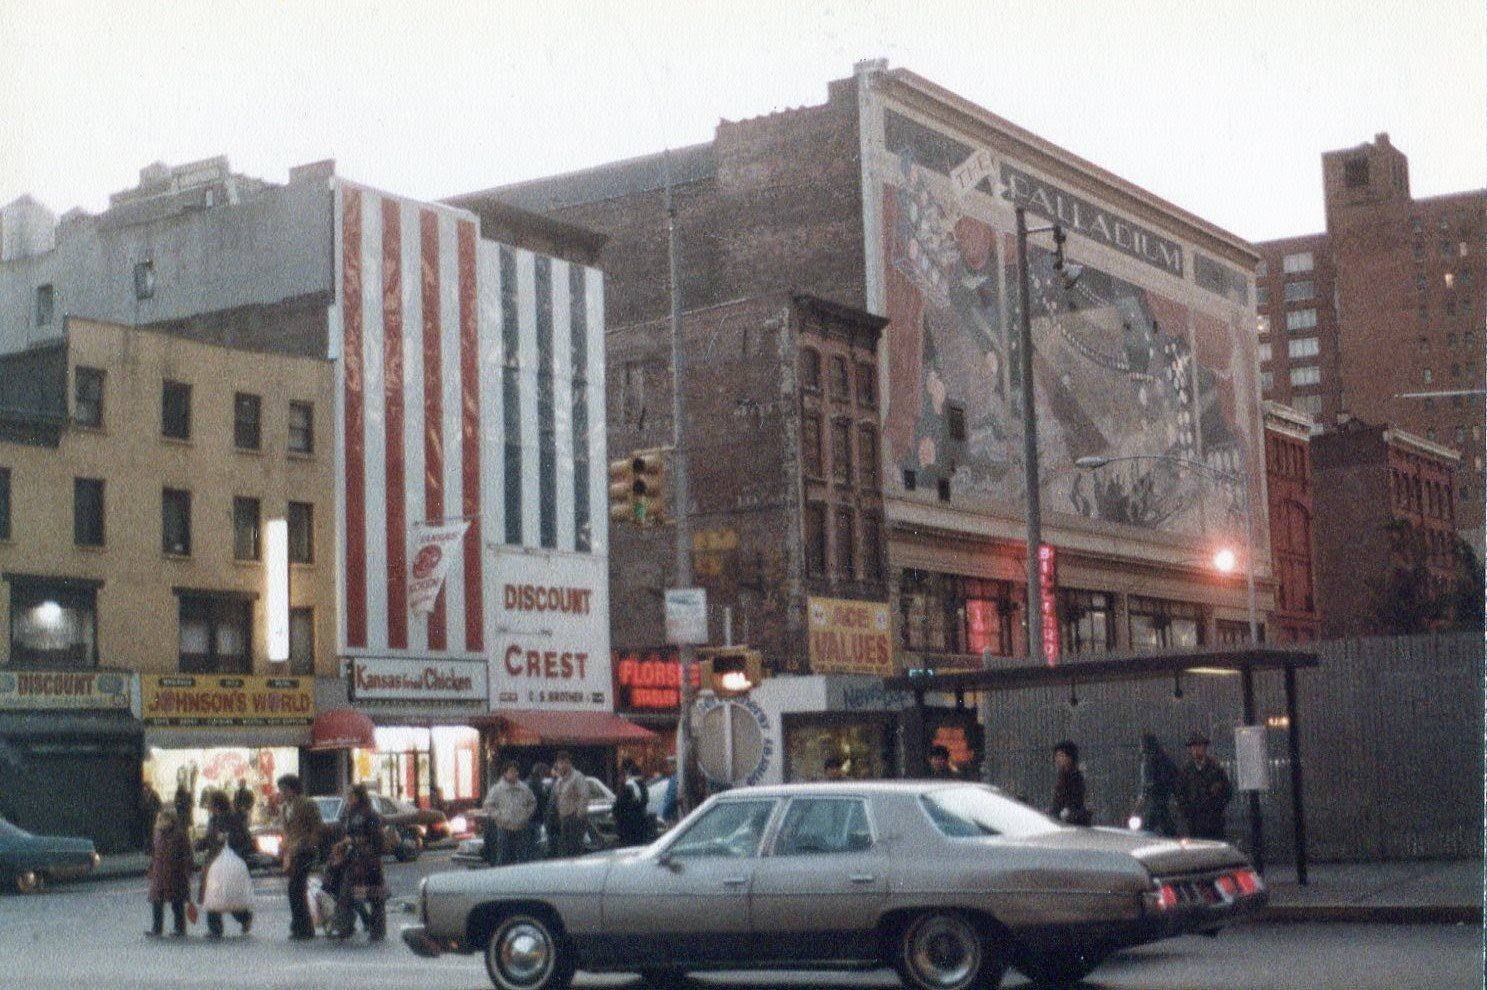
xmin=920 ymin=786 xmax=1063 ymax=839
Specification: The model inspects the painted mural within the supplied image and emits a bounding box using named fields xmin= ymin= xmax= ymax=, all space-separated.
xmin=878 ymin=138 xmax=1257 ymax=544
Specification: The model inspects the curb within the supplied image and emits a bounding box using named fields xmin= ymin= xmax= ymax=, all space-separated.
xmin=1264 ymin=904 xmax=1482 ymax=924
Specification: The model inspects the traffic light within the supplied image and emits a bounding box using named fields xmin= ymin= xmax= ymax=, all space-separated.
xmin=608 ymin=456 xmax=637 ymax=524
xmin=698 ymin=647 xmax=766 ymax=697
xmin=632 ymin=449 xmax=666 ymax=525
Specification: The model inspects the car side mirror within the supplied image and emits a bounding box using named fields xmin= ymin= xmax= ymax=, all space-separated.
xmin=656 ymin=851 xmax=682 ymax=872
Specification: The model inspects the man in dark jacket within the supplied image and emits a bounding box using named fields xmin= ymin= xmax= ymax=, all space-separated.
xmin=1048 ymin=740 xmax=1091 ymax=826
xmin=1175 ymin=732 xmax=1232 ymax=840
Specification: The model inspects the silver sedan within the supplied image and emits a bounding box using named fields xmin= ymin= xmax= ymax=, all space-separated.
xmin=403 ymin=780 xmax=1267 ymax=990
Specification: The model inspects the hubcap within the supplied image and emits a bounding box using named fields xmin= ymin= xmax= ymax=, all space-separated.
xmin=908 ymin=915 xmax=980 ymax=989
xmin=495 ymin=920 xmax=553 ymax=987
xmin=15 ymin=871 xmax=39 ymax=895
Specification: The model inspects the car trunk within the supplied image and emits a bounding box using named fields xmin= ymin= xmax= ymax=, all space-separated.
xmin=1013 ymin=827 xmax=1250 ymax=876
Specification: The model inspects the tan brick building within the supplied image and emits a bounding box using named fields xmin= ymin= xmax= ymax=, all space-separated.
xmin=0 ymin=317 xmax=334 ymax=849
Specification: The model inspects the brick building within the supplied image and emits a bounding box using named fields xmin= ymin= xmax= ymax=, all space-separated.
xmin=458 ymin=60 xmax=1275 ymax=694
xmin=1311 ymin=418 xmax=1463 ymax=637
xmin=1255 ymin=134 xmax=1485 ymax=551
xmin=1262 ymin=402 xmax=1319 ymax=642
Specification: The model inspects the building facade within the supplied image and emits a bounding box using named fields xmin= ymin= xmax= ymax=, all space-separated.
xmin=0 ymin=317 xmax=334 ymax=849
xmin=469 ymin=61 xmax=1274 ymax=687
xmin=1254 ymin=134 xmax=1485 ymax=550
xmin=1311 ymin=418 xmax=1463 ymax=637
xmin=1263 ymin=402 xmax=1319 ymax=642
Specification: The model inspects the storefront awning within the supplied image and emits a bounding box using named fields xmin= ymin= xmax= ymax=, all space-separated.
xmin=310 ymin=708 xmax=377 ymax=751
xmin=480 ymin=710 xmax=657 ymax=746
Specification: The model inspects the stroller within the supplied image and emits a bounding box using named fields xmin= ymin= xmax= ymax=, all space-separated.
xmin=319 ymin=840 xmax=385 ymax=940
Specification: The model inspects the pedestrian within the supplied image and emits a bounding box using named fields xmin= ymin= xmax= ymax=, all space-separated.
xmin=927 ymin=744 xmax=958 ymax=780
xmin=172 ymin=783 xmax=194 ymax=837
xmin=823 ymin=754 xmax=847 ymax=780
xmin=482 ymin=762 xmax=537 ymax=866
xmin=1133 ymin=733 xmax=1179 ymax=836
xmin=332 ymin=784 xmax=387 ymax=941
xmin=146 ymin=808 xmax=193 ymax=939
xmin=526 ymin=762 xmax=551 ymax=857
xmin=139 ymin=784 xmax=163 ymax=852
xmin=276 ymin=774 xmax=322 ymax=941
xmin=1049 ymin=741 xmax=1092 ymax=826
xmin=1175 ymin=731 xmax=1232 ymax=841
xmin=232 ymin=780 xmax=255 ymax=824
xmin=547 ymin=752 xmax=591 ymax=858
xmin=612 ymin=759 xmax=656 ymax=848
xmin=198 ymin=791 xmax=254 ymax=938
xmin=428 ymin=784 xmax=447 ymax=815
xmin=659 ymin=756 xmax=680 ymax=825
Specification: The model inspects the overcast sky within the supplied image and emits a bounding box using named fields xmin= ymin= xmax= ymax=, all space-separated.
xmin=2 ymin=0 xmax=1482 ymax=243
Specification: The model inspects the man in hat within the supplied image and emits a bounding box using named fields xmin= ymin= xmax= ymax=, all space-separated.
xmin=1175 ymin=731 xmax=1232 ymax=840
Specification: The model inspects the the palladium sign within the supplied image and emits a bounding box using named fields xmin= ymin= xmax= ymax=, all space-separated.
xmin=349 ymin=657 xmax=487 ymax=702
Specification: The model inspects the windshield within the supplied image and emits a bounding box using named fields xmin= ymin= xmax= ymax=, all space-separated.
xmin=0 ymin=818 xmax=31 ymax=840
xmin=313 ymin=797 xmax=343 ymax=821
xmin=920 ymin=786 xmax=1064 ymax=839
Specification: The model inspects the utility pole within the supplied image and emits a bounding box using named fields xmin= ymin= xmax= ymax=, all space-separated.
xmin=664 ymin=149 xmax=699 ymax=815
xmin=1014 ymin=206 xmax=1045 ymax=665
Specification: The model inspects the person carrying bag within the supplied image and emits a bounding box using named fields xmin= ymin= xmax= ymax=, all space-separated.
xmin=198 ymin=791 xmax=254 ymax=937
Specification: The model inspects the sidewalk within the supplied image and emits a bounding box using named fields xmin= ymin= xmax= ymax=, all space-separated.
xmin=1263 ymin=858 xmax=1483 ymax=924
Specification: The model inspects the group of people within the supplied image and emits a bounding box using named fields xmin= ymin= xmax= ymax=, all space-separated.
xmin=138 ymin=780 xmax=258 ymax=852
xmin=1046 ymin=731 xmax=1234 ymax=839
xmin=145 ymin=774 xmax=389 ymax=943
xmin=479 ymin=752 xmax=659 ymax=867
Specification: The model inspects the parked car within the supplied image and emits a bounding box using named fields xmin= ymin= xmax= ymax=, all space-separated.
xmin=389 ymin=796 xmax=453 ymax=845
xmin=405 ymin=781 xmax=1267 ymax=990
xmin=0 ymin=817 xmax=99 ymax=894
xmin=452 ymin=777 xmax=617 ymax=867
xmin=252 ymin=794 xmax=422 ymax=867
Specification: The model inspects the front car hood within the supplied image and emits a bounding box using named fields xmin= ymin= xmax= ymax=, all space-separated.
xmin=427 ymin=848 xmax=622 ymax=897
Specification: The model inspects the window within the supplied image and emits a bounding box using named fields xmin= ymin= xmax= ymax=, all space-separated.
xmin=1455 ymin=426 xmax=1466 ymax=446
xmin=1288 ymin=338 xmax=1320 ymax=359
xmin=1423 ymin=369 xmax=1434 ymax=385
xmin=802 ymin=413 xmax=823 ymax=478
xmin=162 ymin=381 xmax=191 ymax=439
xmin=899 ymin=569 xmax=1018 ymax=656
xmin=666 ymin=800 xmax=776 ymax=859
xmin=73 ymin=478 xmax=104 ymax=547
xmin=8 ymin=578 xmax=98 ymax=668
xmin=74 ymin=367 xmax=104 ymax=428
xmin=861 ymin=513 xmax=884 ymax=583
xmin=902 ymin=468 xmax=917 ymax=492
xmin=856 ymin=362 xmax=877 ymax=407
xmin=1286 ymin=309 xmax=1318 ymax=331
xmin=831 ymin=419 xmax=852 ymax=485
xmin=1260 ymin=371 xmax=1273 ymax=391
xmin=133 ymin=260 xmax=156 ymax=300
xmin=1343 ymin=158 xmax=1369 ymax=188
xmin=1059 ymin=589 xmax=1114 ymax=655
xmin=1283 ymin=280 xmax=1315 ymax=302
xmin=1282 ymin=251 xmax=1314 ymax=274
xmin=800 ymin=348 xmax=821 ymax=392
xmin=834 ymin=508 xmax=855 ymax=580
xmin=288 ymin=501 xmax=314 ymax=564
xmin=1293 ymin=395 xmax=1323 ymax=416
xmin=1290 ymin=366 xmax=1321 ymax=387
xmin=34 ymin=284 xmax=53 ymax=327
xmin=621 ymin=361 xmax=645 ymax=425
xmin=178 ymin=593 xmax=251 ymax=674
xmin=1451 ymin=362 xmax=1462 ymax=378
xmin=1258 ymin=343 xmax=1272 ymax=363
xmin=287 ymin=401 xmax=314 ymax=454
xmin=1255 ymin=260 xmax=1268 ymax=277
xmin=774 ymin=799 xmax=871 ymax=855
xmin=829 ymin=356 xmax=850 ymax=402
xmin=1216 ymin=620 xmax=1263 ymax=646
xmin=918 ymin=787 xmax=1059 ymax=839
xmin=233 ymin=496 xmax=261 ymax=561
xmin=946 ymin=403 xmax=967 ymax=443
xmin=804 ymin=503 xmax=827 ymax=576
xmin=1444 ymin=272 xmax=1456 ymax=290
xmin=0 ymin=467 xmax=8 ymax=540
xmin=937 ymin=476 xmax=951 ymax=502
xmin=1128 ymin=596 xmax=1204 ymax=650
xmin=289 ymin=607 xmax=314 ymax=676
xmin=1414 ymin=243 xmax=1426 ymax=261
xmin=234 ymin=393 xmax=262 ymax=451
xmin=162 ymin=488 xmax=191 ymax=555
xmin=858 ymin=425 xmax=880 ymax=489
xmin=1256 ymin=284 xmax=1272 ymax=307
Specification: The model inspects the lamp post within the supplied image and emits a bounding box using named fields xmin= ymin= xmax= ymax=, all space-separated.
xmin=1075 ymin=451 xmax=1265 ymax=871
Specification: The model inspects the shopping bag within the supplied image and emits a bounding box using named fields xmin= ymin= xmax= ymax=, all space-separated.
xmin=308 ymin=878 xmax=334 ymax=929
xmin=200 ymin=847 xmax=253 ymax=914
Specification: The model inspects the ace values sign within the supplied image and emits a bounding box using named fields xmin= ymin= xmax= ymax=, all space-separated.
xmin=491 ymin=551 xmax=612 ymax=711
xmin=807 ymin=597 xmax=894 ymax=676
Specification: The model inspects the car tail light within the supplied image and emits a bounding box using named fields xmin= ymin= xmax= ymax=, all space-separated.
xmin=1215 ymin=875 xmax=1239 ymax=900
xmin=1232 ymin=869 xmax=1263 ymax=895
xmin=1143 ymin=882 xmax=1180 ymax=913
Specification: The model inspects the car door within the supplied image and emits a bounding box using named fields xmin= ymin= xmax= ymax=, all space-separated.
xmin=602 ymin=798 xmax=778 ymax=966
xmin=750 ymin=796 xmax=888 ymax=964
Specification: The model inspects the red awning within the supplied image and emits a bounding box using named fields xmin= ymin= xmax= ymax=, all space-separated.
xmin=481 ymin=710 xmax=656 ymax=746
xmin=310 ymin=708 xmax=377 ymax=751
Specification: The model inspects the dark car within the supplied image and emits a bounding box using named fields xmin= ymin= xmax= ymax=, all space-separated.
xmin=252 ymin=794 xmax=422 ymax=868
xmin=0 ymin=817 xmax=99 ymax=894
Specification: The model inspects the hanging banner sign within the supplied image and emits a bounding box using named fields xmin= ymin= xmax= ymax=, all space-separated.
xmin=1039 ymin=544 xmax=1060 ymax=666
xmin=0 ymin=670 xmax=132 ymax=711
xmin=408 ymin=520 xmax=471 ymax=615
xmin=139 ymin=675 xmax=314 ymax=726
xmin=807 ymin=597 xmax=894 ymax=676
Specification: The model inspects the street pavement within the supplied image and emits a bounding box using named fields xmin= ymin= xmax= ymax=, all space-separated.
xmin=1 ymin=851 xmax=1480 ymax=989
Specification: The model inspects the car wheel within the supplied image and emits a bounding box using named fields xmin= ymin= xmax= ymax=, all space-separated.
xmin=14 ymin=870 xmax=42 ymax=895
xmin=483 ymin=912 xmax=575 ymax=990
xmin=1021 ymin=950 xmax=1105 ymax=988
xmin=894 ymin=911 xmax=1006 ymax=990
xmin=636 ymin=969 xmax=689 ymax=989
